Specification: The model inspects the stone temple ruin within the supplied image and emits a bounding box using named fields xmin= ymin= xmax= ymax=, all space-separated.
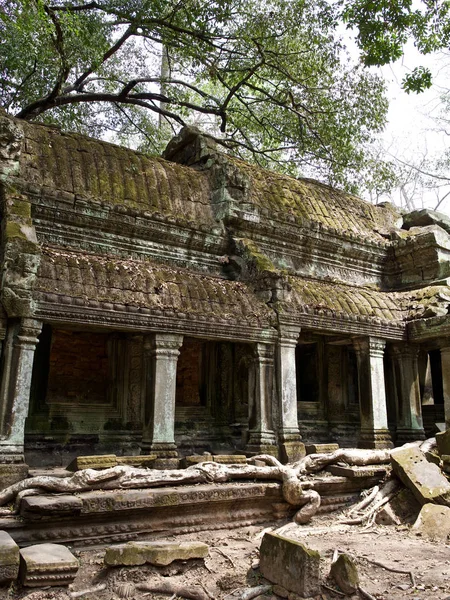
xmin=0 ymin=109 xmax=450 ymax=481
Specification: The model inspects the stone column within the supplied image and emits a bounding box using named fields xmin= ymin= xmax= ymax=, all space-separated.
xmin=442 ymin=347 xmax=450 ymax=430
xmin=246 ymin=342 xmax=277 ymax=456
xmin=353 ymin=337 xmax=393 ymax=449
xmin=277 ymin=325 xmax=304 ymax=463
xmin=0 ymin=318 xmax=42 ymax=488
xmin=391 ymin=344 xmax=426 ymax=442
xmin=141 ymin=333 xmax=183 ymax=460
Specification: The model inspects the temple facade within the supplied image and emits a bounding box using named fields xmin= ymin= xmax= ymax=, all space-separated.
xmin=0 ymin=111 xmax=449 ymax=478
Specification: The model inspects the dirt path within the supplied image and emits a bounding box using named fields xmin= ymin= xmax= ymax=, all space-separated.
xmin=3 ymin=512 xmax=450 ymax=600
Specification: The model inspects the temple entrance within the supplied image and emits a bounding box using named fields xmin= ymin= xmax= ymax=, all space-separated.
xmin=174 ymin=337 xmax=252 ymax=454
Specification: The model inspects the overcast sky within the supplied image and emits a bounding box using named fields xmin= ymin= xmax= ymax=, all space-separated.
xmin=377 ymin=46 xmax=450 ymax=216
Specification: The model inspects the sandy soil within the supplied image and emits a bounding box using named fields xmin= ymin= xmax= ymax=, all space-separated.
xmin=2 ymin=508 xmax=449 ymax=600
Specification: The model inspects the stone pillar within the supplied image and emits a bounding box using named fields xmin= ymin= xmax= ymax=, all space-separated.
xmin=353 ymin=337 xmax=393 ymax=449
xmin=277 ymin=325 xmax=304 ymax=463
xmin=0 ymin=318 xmax=42 ymax=488
xmin=442 ymin=347 xmax=450 ymax=430
xmin=246 ymin=342 xmax=277 ymax=456
xmin=141 ymin=333 xmax=183 ymax=459
xmin=391 ymin=344 xmax=426 ymax=442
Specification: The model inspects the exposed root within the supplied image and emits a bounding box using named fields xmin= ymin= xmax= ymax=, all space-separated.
xmin=136 ymin=581 xmax=213 ymax=600
xmin=339 ymin=478 xmax=399 ymax=526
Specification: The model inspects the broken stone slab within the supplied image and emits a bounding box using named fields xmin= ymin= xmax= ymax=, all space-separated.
xmin=66 ymin=454 xmax=117 ymax=471
xmin=402 ymin=208 xmax=450 ymax=235
xmin=377 ymin=488 xmax=421 ymax=525
xmin=305 ymin=443 xmax=339 ymax=455
xmin=412 ymin=504 xmax=450 ymax=542
xmin=20 ymin=543 xmax=78 ymax=587
xmin=330 ymin=553 xmax=359 ymax=595
xmin=327 ymin=464 xmax=389 ymax=478
xmin=104 ymin=541 xmax=209 ymax=567
xmin=391 ymin=446 xmax=450 ymax=506
xmin=259 ymin=532 xmax=320 ymax=598
xmin=0 ymin=530 xmax=20 ymax=584
xmin=213 ymin=455 xmax=247 ymax=464
xmin=436 ymin=430 xmax=450 ymax=456
xmin=20 ymin=495 xmax=83 ymax=519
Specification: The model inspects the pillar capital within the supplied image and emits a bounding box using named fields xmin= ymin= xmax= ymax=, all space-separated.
xmin=390 ymin=343 xmax=419 ymax=360
xmin=144 ymin=333 xmax=183 ymax=354
xmin=278 ymin=324 xmax=301 ymax=348
xmin=353 ymin=336 xmax=386 ymax=359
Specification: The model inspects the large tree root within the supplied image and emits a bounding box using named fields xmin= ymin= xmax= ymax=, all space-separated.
xmin=0 ymin=439 xmax=434 ymax=527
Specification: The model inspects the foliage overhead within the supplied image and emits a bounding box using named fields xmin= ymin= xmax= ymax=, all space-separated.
xmin=342 ymin=0 xmax=450 ymax=93
xmin=0 ymin=0 xmax=390 ymax=191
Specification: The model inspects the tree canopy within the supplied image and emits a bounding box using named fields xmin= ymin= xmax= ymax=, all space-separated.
xmin=0 ymin=0 xmax=390 ymax=191
xmin=343 ymin=0 xmax=450 ymax=93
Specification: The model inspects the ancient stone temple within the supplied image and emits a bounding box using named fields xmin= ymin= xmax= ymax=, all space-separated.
xmin=0 ymin=110 xmax=449 ymax=480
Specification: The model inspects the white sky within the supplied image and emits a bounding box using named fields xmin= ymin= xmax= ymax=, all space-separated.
xmin=376 ymin=46 xmax=450 ymax=216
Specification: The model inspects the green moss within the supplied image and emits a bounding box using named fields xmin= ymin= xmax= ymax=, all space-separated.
xmin=240 ymin=238 xmax=277 ymax=273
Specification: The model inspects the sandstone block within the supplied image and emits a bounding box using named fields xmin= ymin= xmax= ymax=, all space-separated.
xmin=20 ymin=495 xmax=83 ymax=519
xmin=442 ymin=455 xmax=450 ymax=474
xmin=391 ymin=446 xmax=450 ymax=506
xmin=436 ymin=430 xmax=450 ymax=456
xmin=330 ymin=553 xmax=359 ymax=595
xmin=153 ymin=458 xmax=180 ymax=470
xmin=182 ymin=454 xmax=213 ymax=467
xmin=213 ymin=455 xmax=247 ymax=464
xmin=305 ymin=443 xmax=339 ymax=455
xmin=66 ymin=454 xmax=117 ymax=471
xmin=117 ymin=455 xmax=157 ymax=467
xmin=0 ymin=463 xmax=28 ymax=490
xmin=104 ymin=541 xmax=209 ymax=567
xmin=412 ymin=504 xmax=450 ymax=541
xmin=378 ymin=488 xmax=421 ymax=525
xmin=280 ymin=442 xmax=305 ymax=464
xmin=20 ymin=543 xmax=78 ymax=587
xmin=259 ymin=532 xmax=320 ymax=598
xmin=0 ymin=531 xmax=19 ymax=584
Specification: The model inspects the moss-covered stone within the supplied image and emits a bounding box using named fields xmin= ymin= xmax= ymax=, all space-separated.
xmin=330 ymin=553 xmax=359 ymax=594
xmin=104 ymin=541 xmax=209 ymax=567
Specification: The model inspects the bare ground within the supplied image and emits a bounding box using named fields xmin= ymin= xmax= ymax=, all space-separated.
xmin=1 ymin=506 xmax=449 ymax=600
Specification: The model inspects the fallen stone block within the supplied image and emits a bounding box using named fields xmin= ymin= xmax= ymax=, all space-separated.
xmin=20 ymin=495 xmax=83 ymax=519
xmin=305 ymin=443 xmax=339 ymax=455
xmin=412 ymin=504 xmax=450 ymax=542
xmin=442 ymin=455 xmax=450 ymax=474
xmin=330 ymin=553 xmax=359 ymax=595
xmin=436 ymin=430 xmax=450 ymax=456
xmin=259 ymin=532 xmax=320 ymax=598
xmin=378 ymin=488 xmax=421 ymax=525
xmin=104 ymin=541 xmax=209 ymax=567
xmin=391 ymin=446 xmax=450 ymax=506
xmin=20 ymin=543 xmax=78 ymax=587
xmin=0 ymin=531 xmax=20 ymax=584
xmin=66 ymin=454 xmax=117 ymax=471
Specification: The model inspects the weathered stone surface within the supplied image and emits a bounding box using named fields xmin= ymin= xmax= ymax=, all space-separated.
xmin=20 ymin=543 xmax=78 ymax=587
xmin=66 ymin=455 xmax=117 ymax=471
xmin=381 ymin=488 xmax=421 ymax=525
xmin=330 ymin=553 xmax=359 ymax=595
xmin=412 ymin=504 xmax=450 ymax=541
xmin=259 ymin=532 xmax=320 ymax=598
xmin=442 ymin=455 xmax=450 ymax=474
xmin=153 ymin=458 xmax=180 ymax=470
xmin=0 ymin=530 xmax=20 ymax=584
xmin=117 ymin=455 xmax=157 ymax=467
xmin=182 ymin=454 xmax=213 ymax=467
xmin=425 ymin=451 xmax=441 ymax=466
xmin=213 ymin=455 xmax=247 ymax=464
xmin=104 ymin=541 xmax=209 ymax=567
xmin=402 ymin=209 xmax=450 ymax=235
xmin=375 ymin=503 xmax=401 ymax=525
xmin=328 ymin=464 xmax=389 ymax=478
xmin=20 ymin=495 xmax=83 ymax=518
xmin=0 ymin=463 xmax=28 ymax=490
xmin=305 ymin=443 xmax=339 ymax=455
xmin=436 ymin=430 xmax=450 ymax=456
xmin=391 ymin=446 xmax=450 ymax=506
